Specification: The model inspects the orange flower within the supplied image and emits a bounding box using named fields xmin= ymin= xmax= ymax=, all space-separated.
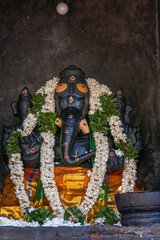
xmin=22 ymin=89 xmax=27 ymax=94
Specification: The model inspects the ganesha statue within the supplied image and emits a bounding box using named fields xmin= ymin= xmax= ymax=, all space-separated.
xmin=0 ymin=65 xmax=142 ymax=222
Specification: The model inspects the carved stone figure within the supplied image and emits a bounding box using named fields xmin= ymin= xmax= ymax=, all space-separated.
xmin=0 ymin=65 xmax=145 ymax=226
xmin=54 ymin=66 xmax=95 ymax=166
xmin=0 ymin=66 xmax=143 ymax=194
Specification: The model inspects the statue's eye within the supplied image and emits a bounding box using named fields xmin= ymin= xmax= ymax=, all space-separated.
xmin=76 ymin=84 xmax=88 ymax=93
xmin=56 ymin=83 xmax=68 ymax=93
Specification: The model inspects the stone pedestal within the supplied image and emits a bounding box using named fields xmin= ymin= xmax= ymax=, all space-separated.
xmin=115 ymin=192 xmax=160 ymax=226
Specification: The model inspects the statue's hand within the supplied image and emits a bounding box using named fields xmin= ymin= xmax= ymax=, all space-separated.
xmin=3 ymin=123 xmax=23 ymax=135
xmin=2 ymin=124 xmax=24 ymax=165
xmin=107 ymin=151 xmax=124 ymax=173
xmin=124 ymin=124 xmax=143 ymax=152
xmin=19 ymin=132 xmax=43 ymax=168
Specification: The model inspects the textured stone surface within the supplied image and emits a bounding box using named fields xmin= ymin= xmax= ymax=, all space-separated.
xmin=1 ymin=224 xmax=160 ymax=240
xmin=0 ymin=0 xmax=159 ymax=189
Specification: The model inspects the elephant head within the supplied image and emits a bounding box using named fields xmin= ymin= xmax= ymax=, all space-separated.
xmin=55 ymin=65 xmax=95 ymax=166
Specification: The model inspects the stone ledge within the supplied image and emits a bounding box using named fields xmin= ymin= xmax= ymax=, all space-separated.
xmin=0 ymin=224 xmax=160 ymax=240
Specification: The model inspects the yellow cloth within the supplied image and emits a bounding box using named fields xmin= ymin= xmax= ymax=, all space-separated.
xmin=0 ymin=167 xmax=122 ymax=222
xmin=86 ymin=171 xmax=122 ymax=223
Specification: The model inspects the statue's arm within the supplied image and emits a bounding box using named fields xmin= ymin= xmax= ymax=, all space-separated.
xmin=1 ymin=87 xmax=33 ymax=165
xmin=107 ymin=90 xmax=143 ymax=173
xmin=0 ymin=87 xmax=34 ymax=192
xmin=19 ymin=132 xmax=43 ymax=168
xmin=107 ymin=135 xmax=124 ymax=173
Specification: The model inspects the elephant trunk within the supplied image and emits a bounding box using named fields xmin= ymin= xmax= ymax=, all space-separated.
xmin=55 ymin=107 xmax=95 ymax=166
xmin=60 ymin=122 xmax=95 ymax=166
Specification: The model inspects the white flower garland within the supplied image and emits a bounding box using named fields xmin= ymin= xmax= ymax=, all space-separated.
xmin=40 ymin=131 xmax=64 ymax=216
xmin=8 ymin=153 xmax=30 ymax=212
xmin=108 ymin=115 xmax=137 ymax=192
xmin=79 ymin=132 xmax=109 ymax=215
xmin=8 ymin=77 xmax=137 ymax=217
xmin=87 ymin=79 xmax=137 ymax=193
xmin=86 ymin=78 xmax=112 ymax=115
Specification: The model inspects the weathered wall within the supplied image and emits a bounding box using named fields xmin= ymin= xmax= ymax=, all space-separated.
xmin=0 ymin=0 xmax=159 ymax=189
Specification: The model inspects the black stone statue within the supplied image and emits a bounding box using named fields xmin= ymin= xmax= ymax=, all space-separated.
xmin=0 ymin=65 xmax=143 ymax=192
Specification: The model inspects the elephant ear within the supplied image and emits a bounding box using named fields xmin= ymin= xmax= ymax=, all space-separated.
xmin=11 ymin=101 xmax=19 ymax=116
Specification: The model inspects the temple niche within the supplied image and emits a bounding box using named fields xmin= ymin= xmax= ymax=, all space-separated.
xmin=0 ymin=0 xmax=160 ymax=238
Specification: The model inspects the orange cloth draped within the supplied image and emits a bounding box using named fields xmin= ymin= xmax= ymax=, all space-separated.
xmin=0 ymin=167 xmax=122 ymax=221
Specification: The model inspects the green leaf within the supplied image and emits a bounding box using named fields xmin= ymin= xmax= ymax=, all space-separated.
xmin=89 ymin=109 xmax=109 ymax=135
xmin=38 ymin=112 xmax=58 ymax=135
xmin=100 ymin=206 xmax=106 ymax=214
xmin=99 ymin=94 xmax=120 ymax=117
xmin=93 ymin=206 xmax=118 ymax=225
xmin=64 ymin=206 xmax=85 ymax=225
xmin=115 ymin=139 xmax=138 ymax=161
xmin=25 ymin=207 xmax=53 ymax=226
xmin=89 ymin=94 xmax=121 ymax=136
xmin=6 ymin=131 xmax=22 ymax=157
xmin=27 ymin=93 xmax=47 ymax=115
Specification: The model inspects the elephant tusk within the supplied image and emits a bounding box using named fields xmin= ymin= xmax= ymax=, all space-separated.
xmin=55 ymin=117 xmax=62 ymax=128
xmin=79 ymin=119 xmax=89 ymax=134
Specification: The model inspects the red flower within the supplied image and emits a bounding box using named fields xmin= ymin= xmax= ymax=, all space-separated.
xmin=30 ymin=147 xmax=35 ymax=153
xmin=117 ymin=90 xmax=122 ymax=95
xmin=22 ymin=89 xmax=27 ymax=94
xmin=70 ymin=76 xmax=75 ymax=81
xmin=110 ymin=152 xmax=114 ymax=156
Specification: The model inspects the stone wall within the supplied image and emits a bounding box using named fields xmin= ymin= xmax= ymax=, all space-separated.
xmin=0 ymin=0 xmax=159 ymax=189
